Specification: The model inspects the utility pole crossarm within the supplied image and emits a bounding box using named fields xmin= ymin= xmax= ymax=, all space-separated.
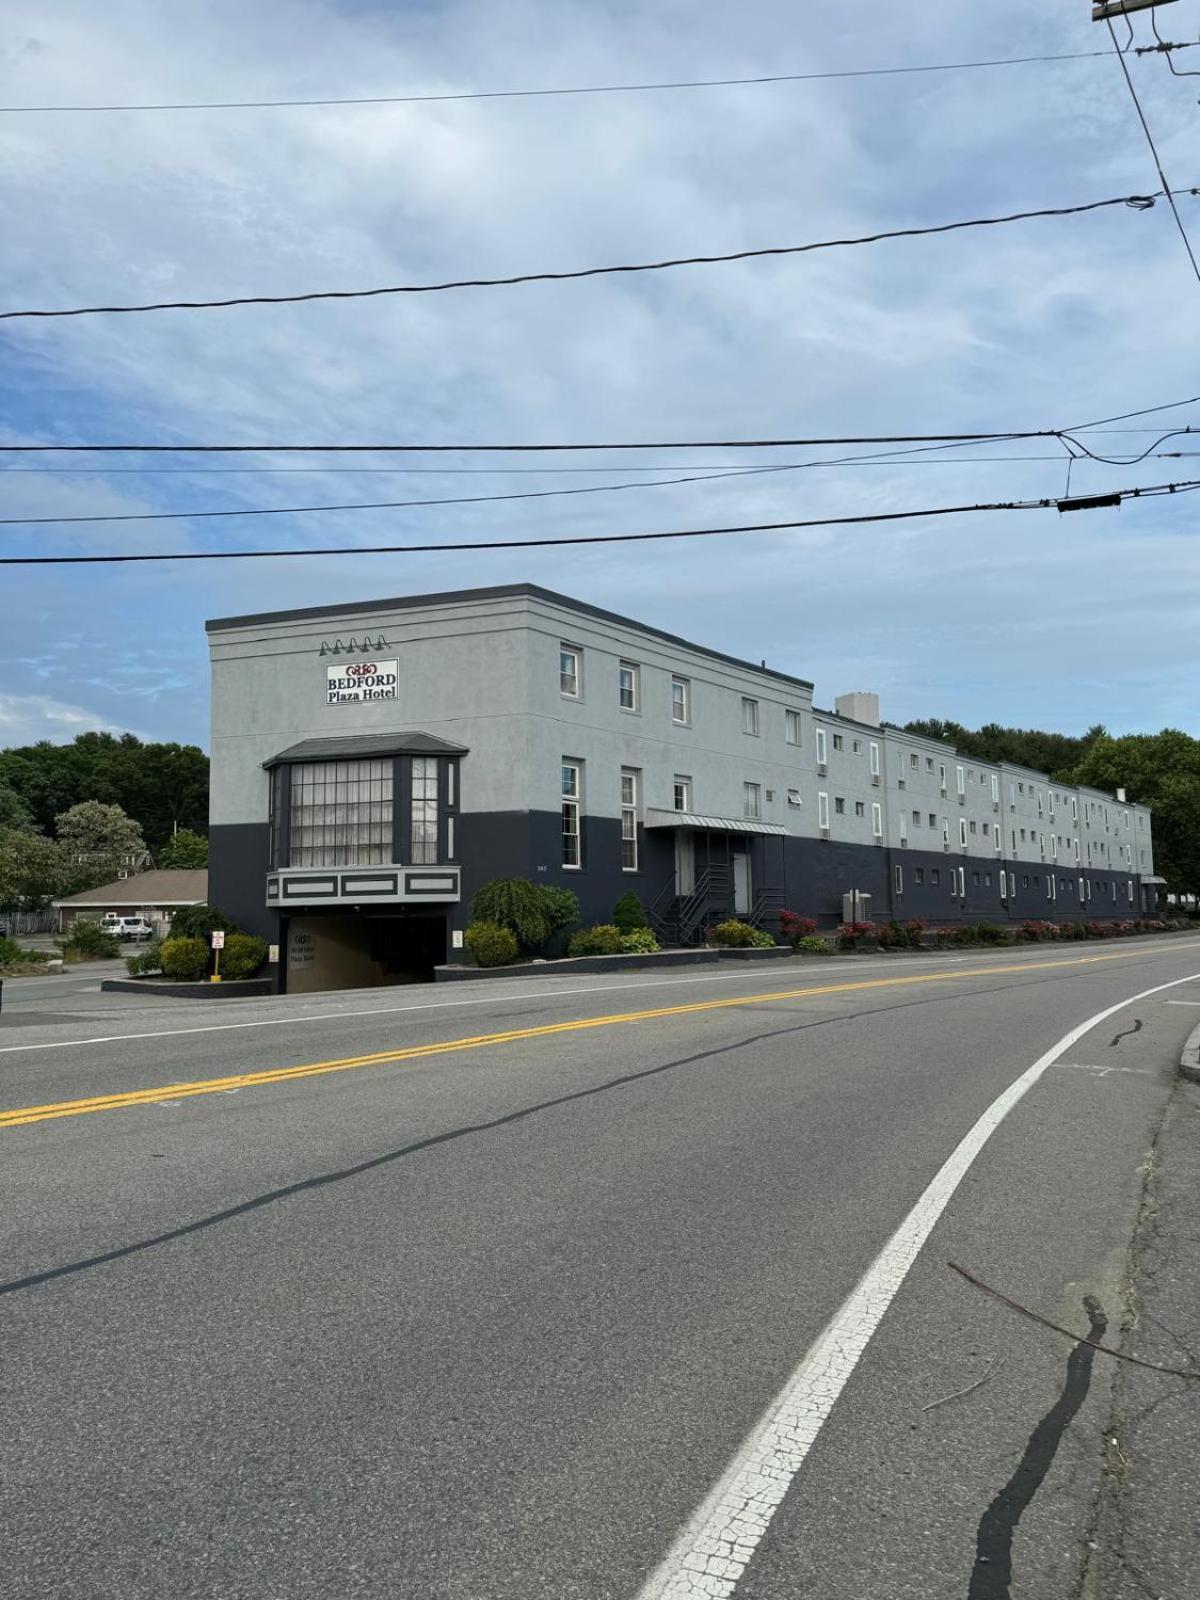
xmin=1093 ymin=0 xmax=1177 ymax=20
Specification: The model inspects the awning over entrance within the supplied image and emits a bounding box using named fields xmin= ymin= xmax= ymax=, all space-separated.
xmin=264 ymin=731 xmax=468 ymax=768
xmin=1142 ymin=875 xmax=1168 ymax=885
xmin=644 ymin=808 xmax=787 ymax=837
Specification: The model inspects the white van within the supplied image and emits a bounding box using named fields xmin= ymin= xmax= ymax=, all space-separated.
xmin=99 ymin=915 xmax=156 ymax=942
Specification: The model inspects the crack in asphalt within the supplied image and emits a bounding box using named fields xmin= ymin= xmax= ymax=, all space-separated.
xmin=969 ymin=1296 xmax=1108 ymax=1600
xmin=1109 ymin=1018 xmax=1144 ymax=1048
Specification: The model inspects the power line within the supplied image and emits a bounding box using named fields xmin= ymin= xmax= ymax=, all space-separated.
xmin=3 ymin=479 xmax=1195 ymax=565
xmin=0 ymin=50 xmax=1123 ymax=115
xmin=0 ymin=190 xmax=1181 ymax=321
xmin=1106 ymin=17 xmax=1200 ymax=289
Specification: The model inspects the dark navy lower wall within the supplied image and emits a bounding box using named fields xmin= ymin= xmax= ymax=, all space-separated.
xmin=208 ymin=813 xmax=1148 ymax=948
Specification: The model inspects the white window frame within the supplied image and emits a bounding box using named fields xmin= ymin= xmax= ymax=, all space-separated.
xmin=942 ymin=815 xmax=950 ymax=846
xmin=991 ymin=773 xmax=1000 ymax=804
xmin=818 ymin=790 xmax=830 ymax=830
xmin=673 ymin=774 xmax=691 ymax=813
xmin=446 ymin=815 xmax=455 ymax=859
xmin=939 ymin=763 xmax=948 ymax=795
xmin=899 ymin=810 xmax=908 ymax=841
xmin=872 ymin=802 xmax=883 ymax=839
xmin=869 ymin=740 xmax=880 ymax=777
xmin=957 ymin=866 xmax=966 ymax=898
xmin=618 ymin=660 xmax=639 ymax=712
xmin=620 ymin=767 xmax=639 ymax=871
xmin=894 ymin=864 xmax=903 ymax=896
xmin=785 ymin=709 xmax=801 ymax=746
xmin=741 ymin=696 xmax=759 ymax=736
xmin=994 ymin=824 xmax=1002 ymax=854
xmin=561 ymin=760 xmax=582 ymax=868
xmin=671 ymin=676 xmax=690 ymax=726
xmin=560 ymin=645 xmax=581 ymax=700
xmin=1000 ymin=869 xmax=1008 ymax=899
xmin=959 ymin=817 xmax=968 ymax=847
xmin=815 ymin=726 xmax=828 ymax=767
xmin=1071 ymin=796 xmax=1078 ymax=822
xmin=743 ymin=781 xmax=761 ymax=820
xmin=956 ymin=764 xmax=965 ymax=798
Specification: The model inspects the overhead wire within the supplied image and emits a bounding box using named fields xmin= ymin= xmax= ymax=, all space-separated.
xmin=3 ymin=478 xmax=1197 ymax=565
xmin=1106 ymin=17 xmax=1200 ymax=289
xmin=1149 ymin=8 xmax=1200 ymax=78
xmin=0 ymin=50 xmax=1125 ymax=115
xmin=0 ymin=190 xmax=1184 ymax=321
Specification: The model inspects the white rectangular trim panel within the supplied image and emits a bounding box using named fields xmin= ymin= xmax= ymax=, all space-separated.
xmin=634 ymin=968 xmax=1200 ymax=1600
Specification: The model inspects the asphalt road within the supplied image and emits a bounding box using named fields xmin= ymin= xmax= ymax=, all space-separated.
xmin=2 ymin=937 xmax=1198 ymax=1598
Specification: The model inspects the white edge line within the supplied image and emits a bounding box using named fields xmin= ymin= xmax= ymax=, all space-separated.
xmin=2 ymin=941 xmax=1196 ymax=1059
xmin=633 ymin=967 xmax=1200 ymax=1600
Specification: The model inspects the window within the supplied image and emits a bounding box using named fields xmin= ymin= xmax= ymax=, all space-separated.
xmin=787 ymin=787 xmax=802 ymax=807
xmin=744 ymin=782 xmax=761 ymax=820
xmin=673 ymin=775 xmax=691 ymax=813
xmin=287 ymin=758 xmax=393 ymax=868
xmin=1071 ymin=796 xmax=1078 ymax=822
xmin=835 ymin=796 xmax=846 ymax=815
xmin=910 ymin=752 xmax=919 ymax=770
xmin=1000 ymin=869 xmax=1008 ymax=898
xmin=618 ymin=661 xmax=639 ymax=711
xmin=928 ymin=812 xmax=937 ymax=830
xmin=1046 ymin=874 xmax=1055 ymax=902
xmin=994 ymin=825 xmax=1002 ymax=854
xmin=786 ymin=709 xmax=801 ymax=745
xmin=912 ymin=809 xmax=921 ymax=827
xmin=1022 ymin=874 xmax=1030 ymax=889
xmin=872 ymin=802 xmax=883 ymax=838
xmin=1020 ymin=828 xmax=1027 ymax=842
xmin=1036 ymin=789 xmax=1043 ymax=817
xmin=742 ymin=696 xmax=759 ymax=736
xmin=969 ymin=820 xmax=977 ymax=835
xmin=815 ymin=726 xmax=828 ymax=765
xmin=852 ymin=739 xmax=863 ymax=754
xmin=926 ymin=756 xmax=935 ymax=772
xmin=818 ymin=791 xmax=830 ymax=829
xmin=672 ymin=676 xmax=690 ymax=725
xmin=562 ymin=761 xmax=582 ymax=867
xmin=1079 ymin=877 xmax=1085 ymax=900
xmin=991 ymin=774 xmax=1000 ymax=804
xmin=942 ymin=816 xmax=950 ymax=845
xmin=832 ymin=733 xmax=844 ymax=751
xmin=410 ymin=757 xmax=439 ymax=865
xmin=931 ymin=868 xmax=940 ymax=886
xmin=446 ymin=815 xmax=455 ymax=859
xmin=972 ymin=871 xmax=980 ymax=887
xmin=870 ymin=741 xmax=880 ymax=777
xmin=894 ymin=864 xmax=903 ymax=895
xmin=899 ymin=811 xmax=908 ymax=840
xmin=1051 ymin=834 xmax=1057 ymax=860
xmin=915 ymin=867 xmax=925 ymax=885
xmin=956 ymin=765 xmax=965 ymax=798
xmin=939 ymin=763 xmax=947 ymax=794
xmin=620 ymin=768 xmax=639 ymax=870
xmin=959 ymin=818 xmax=967 ymax=846
xmin=854 ymin=800 xmax=864 ymax=817
xmin=560 ymin=645 xmax=581 ymax=698
xmin=982 ymin=821 xmax=989 ymax=837
xmin=985 ymin=871 xmax=992 ymax=887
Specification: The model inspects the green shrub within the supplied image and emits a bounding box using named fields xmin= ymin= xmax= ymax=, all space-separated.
xmin=568 ymin=923 xmax=625 ymax=956
xmin=464 ymin=921 xmax=519 ymax=968
xmin=613 ymin=890 xmax=650 ymax=934
xmin=0 ymin=934 xmax=22 ymax=965
xmin=709 ymin=919 xmax=775 ymax=949
xmin=219 ymin=933 xmax=268 ymax=980
xmin=796 ymin=935 xmax=832 ymax=956
xmin=470 ymin=878 xmax=551 ymax=950
xmin=125 ymin=938 xmax=163 ymax=977
xmin=168 ymin=904 xmax=239 ymax=942
xmin=159 ymin=936 xmax=209 ymax=982
xmin=538 ymin=884 xmax=580 ymax=937
xmin=60 ymin=920 xmax=121 ymax=959
xmin=619 ymin=928 xmax=660 ymax=954
xmin=974 ymin=923 xmax=1008 ymax=945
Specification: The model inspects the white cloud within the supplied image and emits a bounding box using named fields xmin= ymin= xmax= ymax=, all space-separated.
xmin=0 ymin=691 xmax=143 ymax=745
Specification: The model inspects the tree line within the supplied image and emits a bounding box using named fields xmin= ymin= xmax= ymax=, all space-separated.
xmin=0 ymin=733 xmax=210 ymax=913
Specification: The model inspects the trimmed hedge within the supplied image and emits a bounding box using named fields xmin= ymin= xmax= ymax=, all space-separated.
xmin=708 ymin=919 xmax=775 ymax=949
xmin=568 ymin=924 xmax=625 ymax=957
xmin=464 ymin=921 xmax=520 ymax=968
xmin=220 ymin=933 xmax=267 ymax=980
xmin=159 ymin=936 xmax=209 ymax=982
xmin=619 ymin=928 xmax=660 ymax=954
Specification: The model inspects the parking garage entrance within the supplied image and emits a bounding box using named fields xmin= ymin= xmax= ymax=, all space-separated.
xmin=280 ymin=909 xmax=448 ymax=994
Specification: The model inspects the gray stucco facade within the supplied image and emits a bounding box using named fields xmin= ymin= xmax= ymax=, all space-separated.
xmin=206 ymin=583 xmax=1157 ymax=990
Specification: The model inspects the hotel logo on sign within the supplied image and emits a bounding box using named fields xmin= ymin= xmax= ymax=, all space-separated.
xmin=326 ymin=659 xmax=398 ymax=704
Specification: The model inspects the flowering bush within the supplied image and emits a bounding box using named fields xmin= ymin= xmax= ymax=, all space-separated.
xmin=902 ymin=919 xmax=927 ymax=948
xmin=778 ymin=910 xmax=818 ymax=948
xmin=837 ymin=921 xmax=878 ymax=949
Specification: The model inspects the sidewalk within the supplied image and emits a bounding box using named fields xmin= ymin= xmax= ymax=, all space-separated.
xmin=1085 ymin=1068 xmax=1200 ymax=1597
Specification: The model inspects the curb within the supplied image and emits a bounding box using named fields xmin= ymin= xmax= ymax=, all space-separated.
xmin=100 ymin=977 xmax=274 ymax=1000
xmin=1181 ymin=1022 xmax=1200 ymax=1085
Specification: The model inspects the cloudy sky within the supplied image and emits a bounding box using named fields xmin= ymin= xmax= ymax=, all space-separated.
xmin=2 ymin=0 xmax=1199 ymax=750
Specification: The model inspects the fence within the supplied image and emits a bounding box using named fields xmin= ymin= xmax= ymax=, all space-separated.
xmin=0 ymin=907 xmax=57 ymax=937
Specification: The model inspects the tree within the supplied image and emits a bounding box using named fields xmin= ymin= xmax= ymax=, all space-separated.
xmin=157 ymin=828 xmax=209 ymax=869
xmin=0 ymin=828 xmax=69 ymax=911
xmin=54 ymin=801 xmax=147 ymax=888
xmin=0 ymin=782 xmax=31 ymax=831
xmin=1065 ymin=730 xmax=1200 ymax=894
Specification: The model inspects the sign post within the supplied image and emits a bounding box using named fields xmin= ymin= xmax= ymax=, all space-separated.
xmin=211 ymin=927 xmax=225 ymax=983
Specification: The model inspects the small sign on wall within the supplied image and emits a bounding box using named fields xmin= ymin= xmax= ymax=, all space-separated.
xmin=268 ymin=943 xmax=280 ymax=964
xmin=289 ymin=928 xmax=316 ymax=970
xmin=326 ymin=659 xmax=398 ymax=705
xmin=451 ymin=929 xmax=464 ymax=950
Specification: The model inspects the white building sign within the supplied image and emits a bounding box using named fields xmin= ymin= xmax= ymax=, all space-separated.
xmin=326 ymin=659 xmax=398 ymax=705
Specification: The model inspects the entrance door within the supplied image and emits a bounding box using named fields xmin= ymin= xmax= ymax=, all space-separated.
xmin=675 ymin=831 xmax=696 ymax=897
xmin=733 ymin=846 xmax=751 ymax=915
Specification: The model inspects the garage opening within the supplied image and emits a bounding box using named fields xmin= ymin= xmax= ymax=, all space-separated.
xmin=283 ymin=911 xmax=448 ymax=994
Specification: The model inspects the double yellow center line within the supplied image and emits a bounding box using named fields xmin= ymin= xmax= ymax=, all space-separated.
xmin=0 ymin=947 xmax=1186 ymax=1131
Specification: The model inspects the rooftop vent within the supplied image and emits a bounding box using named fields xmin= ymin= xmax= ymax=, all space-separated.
xmin=834 ymin=691 xmax=880 ymax=728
